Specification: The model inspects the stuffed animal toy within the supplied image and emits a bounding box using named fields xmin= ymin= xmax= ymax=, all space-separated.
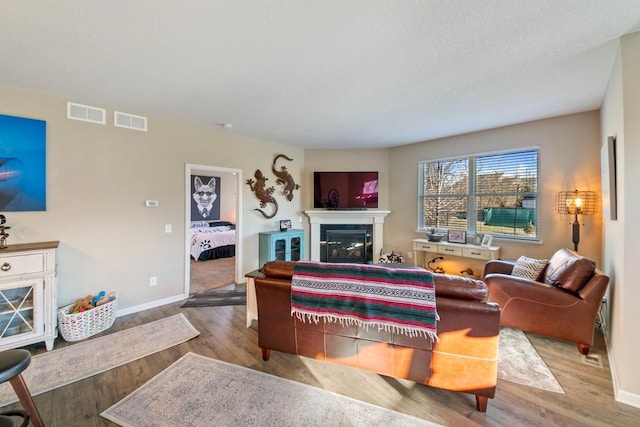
xmin=95 ymin=291 xmax=116 ymax=306
xmin=69 ymin=295 xmax=94 ymax=313
xmin=92 ymin=291 xmax=106 ymax=306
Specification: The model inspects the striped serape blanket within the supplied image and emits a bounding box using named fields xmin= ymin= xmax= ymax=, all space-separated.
xmin=291 ymin=261 xmax=438 ymax=341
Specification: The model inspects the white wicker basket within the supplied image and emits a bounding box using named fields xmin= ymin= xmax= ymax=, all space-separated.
xmin=57 ymin=298 xmax=117 ymax=342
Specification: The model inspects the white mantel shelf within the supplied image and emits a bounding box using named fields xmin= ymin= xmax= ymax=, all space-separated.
xmin=304 ymin=210 xmax=391 ymax=262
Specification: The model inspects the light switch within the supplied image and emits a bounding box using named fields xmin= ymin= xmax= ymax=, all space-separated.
xmin=165 ymin=224 xmax=172 ymax=233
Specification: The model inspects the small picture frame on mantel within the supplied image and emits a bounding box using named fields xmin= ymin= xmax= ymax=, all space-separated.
xmin=481 ymin=234 xmax=494 ymax=248
xmin=447 ymin=230 xmax=466 ymax=244
xmin=279 ymin=219 xmax=292 ymax=231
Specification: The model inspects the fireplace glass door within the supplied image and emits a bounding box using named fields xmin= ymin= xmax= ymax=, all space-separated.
xmin=326 ymin=230 xmax=368 ymax=264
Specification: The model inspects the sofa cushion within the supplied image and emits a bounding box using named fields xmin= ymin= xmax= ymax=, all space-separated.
xmin=511 ymin=256 xmax=548 ymax=280
xmin=542 ymin=248 xmax=595 ymax=292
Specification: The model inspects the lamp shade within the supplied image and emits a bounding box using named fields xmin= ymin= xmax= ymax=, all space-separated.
xmin=556 ymin=190 xmax=598 ymax=215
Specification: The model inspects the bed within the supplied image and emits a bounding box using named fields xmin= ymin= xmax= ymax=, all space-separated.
xmin=190 ymin=221 xmax=236 ymax=261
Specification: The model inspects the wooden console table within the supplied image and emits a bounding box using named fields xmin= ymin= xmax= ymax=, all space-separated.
xmin=412 ymin=238 xmax=500 ymax=269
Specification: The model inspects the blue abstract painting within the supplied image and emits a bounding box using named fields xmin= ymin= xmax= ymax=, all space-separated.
xmin=0 ymin=114 xmax=46 ymax=211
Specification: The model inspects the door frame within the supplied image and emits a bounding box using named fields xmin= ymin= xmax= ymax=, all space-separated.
xmin=185 ymin=163 xmax=243 ymax=296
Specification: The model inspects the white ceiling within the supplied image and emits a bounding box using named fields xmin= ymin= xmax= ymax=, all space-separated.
xmin=1 ymin=1 xmax=640 ymax=149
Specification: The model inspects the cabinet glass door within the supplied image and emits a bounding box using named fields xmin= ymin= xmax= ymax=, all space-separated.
xmin=0 ymin=285 xmax=35 ymax=339
xmin=273 ymin=238 xmax=286 ymax=261
xmin=290 ymin=237 xmax=301 ymax=261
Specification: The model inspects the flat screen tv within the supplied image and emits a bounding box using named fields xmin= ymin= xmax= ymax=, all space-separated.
xmin=313 ymin=171 xmax=378 ymax=209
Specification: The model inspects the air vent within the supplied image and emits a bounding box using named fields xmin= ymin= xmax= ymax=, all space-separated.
xmin=582 ymin=353 xmax=603 ymax=368
xmin=67 ymin=102 xmax=106 ymax=124
xmin=114 ymin=111 xmax=148 ymax=132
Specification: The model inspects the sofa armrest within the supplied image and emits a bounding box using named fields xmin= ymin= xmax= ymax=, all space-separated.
xmin=577 ymin=271 xmax=609 ymax=303
xmin=433 ymin=273 xmax=488 ymax=302
xmin=255 ymin=276 xmax=297 ymax=354
xmin=483 ymin=259 xmax=515 ymax=277
xmin=262 ymin=260 xmax=296 ymax=279
xmin=485 ymin=273 xmax=580 ymax=307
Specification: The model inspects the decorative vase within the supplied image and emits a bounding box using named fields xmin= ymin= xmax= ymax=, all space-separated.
xmin=427 ymin=233 xmax=444 ymax=242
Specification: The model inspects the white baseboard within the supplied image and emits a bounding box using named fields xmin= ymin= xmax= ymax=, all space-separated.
xmin=617 ymin=390 xmax=640 ymax=409
xmin=115 ymin=293 xmax=187 ymax=317
xmin=602 ymin=323 xmax=640 ymax=409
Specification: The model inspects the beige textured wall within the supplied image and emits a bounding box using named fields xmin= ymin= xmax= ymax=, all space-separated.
xmin=600 ymin=31 xmax=640 ymax=405
xmin=303 ymin=115 xmax=602 ymax=277
xmin=387 ymin=111 xmax=603 ymax=269
xmin=0 ymin=85 xmax=304 ymax=311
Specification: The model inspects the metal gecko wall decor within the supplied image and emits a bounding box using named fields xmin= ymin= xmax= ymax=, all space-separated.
xmin=271 ymin=154 xmax=300 ymax=202
xmin=246 ymin=169 xmax=278 ymax=218
xmin=247 ymin=154 xmax=300 ymax=219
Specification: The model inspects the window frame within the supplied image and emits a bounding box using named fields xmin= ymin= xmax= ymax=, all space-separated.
xmin=417 ymin=147 xmax=540 ymax=242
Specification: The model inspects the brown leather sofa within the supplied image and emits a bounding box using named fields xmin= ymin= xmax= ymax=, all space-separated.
xmin=483 ymin=248 xmax=609 ymax=355
xmin=254 ymin=260 xmax=501 ymax=412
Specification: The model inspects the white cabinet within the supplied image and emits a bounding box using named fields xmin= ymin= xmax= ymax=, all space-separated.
xmin=0 ymin=241 xmax=58 ymax=352
xmin=412 ymin=238 xmax=500 ymax=269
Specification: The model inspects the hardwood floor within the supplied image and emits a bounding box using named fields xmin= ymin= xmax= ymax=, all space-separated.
xmin=7 ymin=302 xmax=640 ymax=426
xmin=189 ymin=256 xmax=236 ymax=294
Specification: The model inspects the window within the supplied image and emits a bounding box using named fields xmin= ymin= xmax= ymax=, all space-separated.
xmin=419 ymin=148 xmax=539 ymax=240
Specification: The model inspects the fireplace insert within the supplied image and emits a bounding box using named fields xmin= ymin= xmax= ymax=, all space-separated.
xmin=320 ymin=223 xmax=374 ymax=264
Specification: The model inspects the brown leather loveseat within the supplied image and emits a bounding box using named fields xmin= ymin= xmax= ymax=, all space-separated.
xmin=484 ymin=248 xmax=609 ymax=355
xmin=254 ymin=261 xmax=501 ymax=412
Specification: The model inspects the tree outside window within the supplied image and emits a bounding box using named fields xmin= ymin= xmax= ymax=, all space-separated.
xmin=419 ymin=149 xmax=538 ymax=240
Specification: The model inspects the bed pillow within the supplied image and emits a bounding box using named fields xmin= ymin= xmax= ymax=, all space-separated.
xmin=209 ymin=221 xmax=235 ymax=229
xmin=190 ymin=221 xmax=210 ymax=228
xmin=511 ymin=256 xmax=548 ymax=281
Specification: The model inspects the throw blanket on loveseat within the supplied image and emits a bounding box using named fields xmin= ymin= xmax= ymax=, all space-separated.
xmin=291 ymin=261 xmax=438 ymax=341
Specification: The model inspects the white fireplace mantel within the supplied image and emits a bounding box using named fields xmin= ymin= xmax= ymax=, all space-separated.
xmin=304 ymin=210 xmax=391 ymax=262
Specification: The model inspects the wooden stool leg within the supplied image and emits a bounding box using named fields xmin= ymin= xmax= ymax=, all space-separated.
xmin=9 ymin=373 xmax=44 ymax=427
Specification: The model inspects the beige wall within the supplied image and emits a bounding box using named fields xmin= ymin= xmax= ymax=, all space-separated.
xmin=304 ymin=113 xmax=603 ymax=276
xmin=387 ymin=111 xmax=603 ymax=270
xmin=601 ymin=31 xmax=640 ymax=405
xmin=0 ymin=85 xmax=304 ymax=312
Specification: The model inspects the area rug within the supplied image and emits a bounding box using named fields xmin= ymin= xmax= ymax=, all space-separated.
xmin=181 ymin=289 xmax=246 ymax=308
xmin=101 ymin=352 xmax=440 ymax=427
xmin=498 ymin=327 xmax=564 ymax=393
xmin=0 ymin=313 xmax=200 ymax=407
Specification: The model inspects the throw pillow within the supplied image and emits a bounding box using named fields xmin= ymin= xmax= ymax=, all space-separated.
xmin=511 ymin=256 xmax=548 ymax=280
xmin=543 ymin=248 xmax=595 ymax=292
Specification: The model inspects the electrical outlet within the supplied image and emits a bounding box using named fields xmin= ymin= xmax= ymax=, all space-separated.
xmin=149 ymin=276 xmax=158 ymax=287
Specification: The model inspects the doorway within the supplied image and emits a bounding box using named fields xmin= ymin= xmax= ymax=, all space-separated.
xmin=184 ymin=163 xmax=243 ymax=297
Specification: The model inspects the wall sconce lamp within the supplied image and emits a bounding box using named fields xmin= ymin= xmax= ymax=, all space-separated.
xmin=556 ymin=189 xmax=598 ymax=251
